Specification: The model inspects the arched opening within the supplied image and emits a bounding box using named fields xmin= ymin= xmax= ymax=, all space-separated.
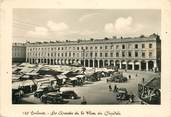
xmin=148 ymin=61 xmax=154 ymax=71
xmin=44 ymin=59 xmax=46 ymax=63
xmin=32 ymin=59 xmax=35 ymax=64
xmin=110 ymin=60 xmax=114 ymax=67
xmin=90 ymin=59 xmax=93 ymax=67
xmin=141 ymin=61 xmax=146 ymax=71
xmin=94 ymin=60 xmax=98 ymax=68
xmin=104 ymin=60 xmax=108 ymax=67
xmin=134 ymin=61 xmax=140 ymax=70
xmin=115 ymin=60 xmax=120 ymax=69
xmin=121 ymin=60 xmax=126 ymax=69
xmin=127 ymin=61 xmax=133 ymax=70
xmin=85 ymin=60 xmax=88 ymax=67
xmin=47 ymin=59 xmax=50 ymax=65
xmin=99 ymin=60 xmax=103 ymax=68
xmin=81 ymin=60 xmax=84 ymax=66
xmin=50 ymin=59 xmax=53 ymax=65
xmin=38 ymin=59 xmax=40 ymax=63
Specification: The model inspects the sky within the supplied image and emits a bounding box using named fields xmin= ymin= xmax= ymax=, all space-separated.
xmin=13 ymin=9 xmax=161 ymax=42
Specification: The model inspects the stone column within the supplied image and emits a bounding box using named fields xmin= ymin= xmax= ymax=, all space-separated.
xmin=146 ymin=61 xmax=149 ymax=71
xmin=125 ymin=62 xmax=128 ymax=70
xmin=119 ymin=61 xmax=122 ymax=69
xmin=132 ymin=62 xmax=135 ymax=70
xmin=102 ymin=60 xmax=105 ymax=68
xmin=139 ymin=62 xmax=141 ymax=71
xmin=88 ymin=59 xmax=90 ymax=67
xmin=113 ymin=60 xmax=115 ymax=67
xmin=97 ymin=60 xmax=100 ymax=68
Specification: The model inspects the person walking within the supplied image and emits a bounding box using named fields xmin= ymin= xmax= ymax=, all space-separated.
xmin=81 ymin=96 xmax=87 ymax=104
xmin=129 ymin=75 xmax=131 ymax=79
xmin=109 ymin=84 xmax=112 ymax=91
xmin=113 ymin=84 xmax=118 ymax=92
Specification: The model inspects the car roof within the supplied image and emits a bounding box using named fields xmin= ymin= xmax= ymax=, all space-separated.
xmin=47 ymin=92 xmax=61 ymax=95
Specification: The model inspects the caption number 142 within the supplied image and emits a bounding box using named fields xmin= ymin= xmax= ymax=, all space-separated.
xmin=23 ymin=112 xmax=29 ymax=115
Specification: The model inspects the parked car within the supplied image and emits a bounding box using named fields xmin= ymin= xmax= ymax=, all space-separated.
xmin=34 ymin=85 xmax=59 ymax=98
xmin=41 ymin=92 xmax=63 ymax=104
xmin=61 ymin=90 xmax=79 ymax=99
xmin=116 ymin=88 xmax=129 ymax=100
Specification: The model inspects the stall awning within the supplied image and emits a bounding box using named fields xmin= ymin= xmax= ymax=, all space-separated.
xmin=76 ymin=75 xmax=85 ymax=78
xmin=69 ymin=77 xmax=77 ymax=81
xmin=57 ymin=74 xmax=67 ymax=79
xmin=12 ymin=80 xmax=35 ymax=89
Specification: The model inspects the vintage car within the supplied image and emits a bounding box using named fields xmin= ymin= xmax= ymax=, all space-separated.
xmin=116 ymin=88 xmax=130 ymax=100
xmin=40 ymin=92 xmax=63 ymax=104
xmin=34 ymin=85 xmax=59 ymax=98
xmin=107 ymin=72 xmax=127 ymax=83
xmin=61 ymin=90 xmax=79 ymax=99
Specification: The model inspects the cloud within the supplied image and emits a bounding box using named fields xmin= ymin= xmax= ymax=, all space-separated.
xmin=47 ymin=21 xmax=69 ymax=32
xmin=27 ymin=26 xmax=49 ymax=37
xmin=79 ymin=13 xmax=100 ymax=22
xmin=104 ymin=16 xmax=143 ymax=36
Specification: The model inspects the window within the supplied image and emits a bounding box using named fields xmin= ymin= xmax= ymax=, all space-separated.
xmin=61 ymin=47 xmax=63 ymax=50
xmin=105 ymin=53 xmax=108 ymax=57
xmin=116 ymin=52 xmax=119 ymax=57
xmin=61 ymin=53 xmax=63 ymax=57
xmin=135 ymin=51 xmax=138 ymax=57
xmin=122 ymin=45 xmax=125 ymax=49
xmin=69 ymin=52 xmax=71 ymax=56
xmin=73 ymin=53 xmax=75 ymax=57
xmin=65 ymin=53 xmax=67 ymax=57
xmin=135 ymin=44 xmax=138 ymax=49
xmin=95 ymin=53 xmax=97 ymax=57
xmin=116 ymin=45 xmax=119 ymax=49
xmin=142 ymin=52 xmax=145 ymax=58
xmin=77 ymin=47 xmax=79 ymax=50
xmin=100 ymin=46 xmax=103 ymax=49
xmin=122 ymin=52 xmax=125 ymax=57
xmin=142 ymin=44 xmax=145 ymax=48
xmin=105 ymin=46 xmax=108 ymax=49
xmin=58 ymin=47 xmax=60 ymax=50
xmin=86 ymin=46 xmax=88 ymax=49
xmin=128 ymin=51 xmax=132 ymax=57
xmin=90 ymin=47 xmax=93 ymax=50
xmin=110 ymin=53 xmax=113 ymax=57
xmin=149 ymin=43 xmax=152 ymax=48
xmin=90 ymin=52 xmax=93 ymax=57
xmin=95 ymin=46 xmax=97 ymax=49
xmin=81 ymin=47 xmax=84 ymax=50
xmin=149 ymin=52 xmax=152 ymax=57
xmin=73 ymin=47 xmax=75 ymax=50
xmin=100 ymin=53 xmax=102 ymax=57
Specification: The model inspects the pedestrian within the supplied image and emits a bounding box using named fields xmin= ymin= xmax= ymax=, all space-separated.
xmin=81 ymin=96 xmax=87 ymax=104
xmin=129 ymin=75 xmax=131 ymax=79
xmin=113 ymin=84 xmax=118 ymax=92
xmin=131 ymin=94 xmax=135 ymax=103
xmin=142 ymin=78 xmax=145 ymax=84
xmin=109 ymin=84 xmax=112 ymax=91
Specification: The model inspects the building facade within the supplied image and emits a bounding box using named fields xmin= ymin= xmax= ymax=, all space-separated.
xmin=25 ymin=34 xmax=161 ymax=71
xmin=12 ymin=43 xmax=26 ymax=63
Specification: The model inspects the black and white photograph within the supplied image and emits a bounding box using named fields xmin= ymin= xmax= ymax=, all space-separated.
xmin=12 ymin=9 xmax=161 ymax=105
